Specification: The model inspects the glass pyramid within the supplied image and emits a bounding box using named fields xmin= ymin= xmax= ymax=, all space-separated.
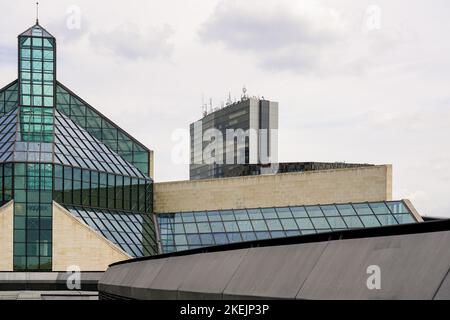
xmin=0 ymin=22 xmax=157 ymax=271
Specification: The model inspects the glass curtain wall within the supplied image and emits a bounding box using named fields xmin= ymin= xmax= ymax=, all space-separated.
xmin=14 ymin=25 xmax=56 ymax=271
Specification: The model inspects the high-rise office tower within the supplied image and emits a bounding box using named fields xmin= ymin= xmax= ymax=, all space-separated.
xmin=190 ymin=95 xmax=279 ymax=180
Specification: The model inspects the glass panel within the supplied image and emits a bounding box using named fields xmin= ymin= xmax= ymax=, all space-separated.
xmin=359 ymin=215 xmax=381 ymax=227
xmin=295 ymin=218 xmax=314 ymax=230
xmin=352 ymin=203 xmax=373 ymax=215
xmin=377 ymin=215 xmax=398 ymax=226
xmin=187 ymin=234 xmax=201 ymax=245
xmin=369 ymin=202 xmax=390 ymax=215
xmin=251 ymin=220 xmax=268 ymax=231
xmin=343 ymin=216 xmax=364 ymax=228
xmin=197 ymin=222 xmax=212 ymax=233
xmin=326 ymin=216 xmax=347 ymax=229
xmin=224 ymin=221 xmax=239 ymax=232
xmin=220 ymin=210 xmax=235 ymax=221
xmin=387 ymin=201 xmax=409 ymax=214
xmin=290 ymin=206 xmax=308 ymax=218
xmin=194 ymin=211 xmax=208 ymax=222
xmin=311 ymin=217 xmax=329 ymax=229
xmin=207 ymin=211 xmax=221 ymax=221
xmin=237 ymin=220 xmax=253 ymax=232
xmin=336 ymin=204 xmax=357 ymax=216
xmin=200 ymin=234 xmax=215 ymax=245
xmin=210 ymin=222 xmax=225 ymax=233
xmin=280 ymin=219 xmax=298 ymax=230
xmin=213 ymin=233 xmax=228 ymax=245
xmin=233 ymin=209 xmax=249 ymax=220
xmin=306 ymin=206 xmax=323 ymax=217
xmin=241 ymin=232 xmax=257 ymax=242
xmin=321 ymin=205 xmax=339 ymax=217
xmin=394 ymin=214 xmax=416 ymax=224
xmin=247 ymin=209 xmax=263 ymax=219
xmin=275 ymin=207 xmax=292 ymax=218
xmin=266 ymin=219 xmax=283 ymax=231
xmin=261 ymin=208 xmax=277 ymax=219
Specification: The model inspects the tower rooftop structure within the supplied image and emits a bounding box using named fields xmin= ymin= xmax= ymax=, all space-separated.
xmin=19 ymin=22 xmax=55 ymax=39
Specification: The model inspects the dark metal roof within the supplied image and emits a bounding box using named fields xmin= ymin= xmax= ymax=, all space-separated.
xmin=110 ymin=218 xmax=450 ymax=267
xmin=101 ymin=217 xmax=450 ymax=300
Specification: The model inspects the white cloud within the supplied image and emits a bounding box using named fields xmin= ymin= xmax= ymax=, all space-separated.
xmin=89 ymin=23 xmax=174 ymax=61
xmin=199 ymin=0 xmax=348 ymax=73
xmin=0 ymin=44 xmax=15 ymax=66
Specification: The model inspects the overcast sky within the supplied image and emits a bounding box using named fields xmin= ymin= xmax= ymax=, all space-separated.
xmin=1 ymin=0 xmax=449 ymax=217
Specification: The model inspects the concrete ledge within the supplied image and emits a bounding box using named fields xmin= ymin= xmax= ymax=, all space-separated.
xmin=0 ymin=272 xmax=103 ymax=291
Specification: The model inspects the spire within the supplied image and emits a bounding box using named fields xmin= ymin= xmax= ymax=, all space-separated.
xmin=36 ymin=2 xmax=39 ymax=25
xmin=19 ymin=5 xmax=55 ymax=40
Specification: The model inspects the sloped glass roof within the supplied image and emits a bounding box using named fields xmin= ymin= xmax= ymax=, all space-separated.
xmin=65 ymin=205 xmax=158 ymax=257
xmin=0 ymin=88 xmax=148 ymax=179
xmin=19 ymin=23 xmax=54 ymax=38
xmin=157 ymin=201 xmax=419 ymax=253
xmin=56 ymin=83 xmax=151 ymax=177
xmin=0 ymin=109 xmax=18 ymax=163
xmin=54 ymin=110 xmax=147 ymax=178
xmin=0 ymin=80 xmax=19 ymax=117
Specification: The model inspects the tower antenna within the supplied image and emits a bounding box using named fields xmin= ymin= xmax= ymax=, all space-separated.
xmin=36 ymin=2 xmax=39 ymax=24
xmin=241 ymin=85 xmax=248 ymax=100
xmin=227 ymin=92 xmax=232 ymax=105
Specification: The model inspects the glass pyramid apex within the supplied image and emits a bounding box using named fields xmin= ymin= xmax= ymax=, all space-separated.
xmin=19 ymin=22 xmax=54 ymax=39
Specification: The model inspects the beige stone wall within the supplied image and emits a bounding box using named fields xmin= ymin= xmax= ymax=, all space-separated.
xmin=154 ymin=165 xmax=392 ymax=213
xmin=52 ymin=202 xmax=131 ymax=271
xmin=149 ymin=150 xmax=154 ymax=180
xmin=0 ymin=201 xmax=13 ymax=271
xmin=403 ymin=199 xmax=424 ymax=222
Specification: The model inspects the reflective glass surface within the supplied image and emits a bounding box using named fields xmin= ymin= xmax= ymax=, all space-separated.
xmin=0 ymin=81 xmax=19 ymax=116
xmin=0 ymin=23 xmax=156 ymax=272
xmin=65 ymin=205 xmax=158 ymax=257
xmin=13 ymin=162 xmax=53 ymax=271
xmin=53 ymin=164 xmax=152 ymax=213
xmin=157 ymin=201 xmax=419 ymax=253
xmin=54 ymin=110 xmax=147 ymax=179
xmin=56 ymin=84 xmax=150 ymax=177
xmin=18 ymin=34 xmax=55 ymax=143
xmin=0 ymin=109 xmax=17 ymax=163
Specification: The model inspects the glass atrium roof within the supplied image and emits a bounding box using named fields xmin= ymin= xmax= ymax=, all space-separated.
xmin=55 ymin=83 xmax=151 ymax=177
xmin=0 ymin=80 xmax=18 ymax=117
xmin=54 ymin=110 xmax=147 ymax=178
xmin=157 ymin=200 xmax=419 ymax=253
xmin=0 ymin=72 xmax=152 ymax=177
xmin=0 ymin=107 xmax=147 ymax=179
xmin=65 ymin=205 xmax=158 ymax=258
xmin=0 ymin=109 xmax=17 ymax=162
